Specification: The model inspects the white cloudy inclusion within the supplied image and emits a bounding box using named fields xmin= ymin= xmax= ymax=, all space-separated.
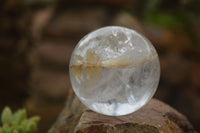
xmin=69 ymin=26 xmax=160 ymax=116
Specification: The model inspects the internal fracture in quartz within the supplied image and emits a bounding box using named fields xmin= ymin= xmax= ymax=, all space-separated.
xmin=69 ymin=26 xmax=160 ymax=116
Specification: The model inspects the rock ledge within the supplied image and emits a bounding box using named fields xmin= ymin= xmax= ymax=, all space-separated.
xmin=49 ymin=97 xmax=197 ymax=133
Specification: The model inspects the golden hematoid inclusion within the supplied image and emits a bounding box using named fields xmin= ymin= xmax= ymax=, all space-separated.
xmin=70 ymin=48 xmax=157 ymax=87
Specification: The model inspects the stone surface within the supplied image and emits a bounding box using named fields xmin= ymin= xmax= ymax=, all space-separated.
xmin=69 ymin=26 xmax=160 ymax=116
xmin=75 ymin=99 xmax=197 ymax=133
xmin=49 ymin=98 xmax=197 ymax=133
xmin=49 ymin=89 xmax=85 ymax=133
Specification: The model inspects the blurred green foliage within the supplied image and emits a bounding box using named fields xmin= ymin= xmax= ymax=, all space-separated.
xmin=0 ymin=107 xmax=40 ymax=133
xmin=136 ymin=0 xmax=200 ymax=53
xmin=141 ymin=0 xmax=199 ymax=27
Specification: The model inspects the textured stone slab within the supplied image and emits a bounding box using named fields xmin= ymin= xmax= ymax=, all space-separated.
xmin=49 ymin=98 xmax=196 ymax=133
xmin=75 ymin=99 xmax=196 ymax=133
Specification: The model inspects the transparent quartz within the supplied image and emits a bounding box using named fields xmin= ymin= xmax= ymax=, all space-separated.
xmin=69 ymin=26 xmax=160 ymax=116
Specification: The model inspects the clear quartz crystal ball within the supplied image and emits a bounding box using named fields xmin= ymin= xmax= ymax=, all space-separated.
xmin=69 ymin=26 xmax=160 ymax=116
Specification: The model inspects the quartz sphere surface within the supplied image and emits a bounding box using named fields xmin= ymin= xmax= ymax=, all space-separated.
xmin=69 ymin=26 xmax=160 ymax=116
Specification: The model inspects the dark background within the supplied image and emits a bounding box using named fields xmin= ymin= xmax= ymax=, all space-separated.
xmin=0 ymin=0 xmax=200 ymax=132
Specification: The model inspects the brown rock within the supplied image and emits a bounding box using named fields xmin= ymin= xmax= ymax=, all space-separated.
xmin=75 ymin=99 xmax=196 ymax=133
xmin=49 ymin=89 xmax=86 ymax=133
xmin=49 ymin=97 xmax=196 ymax=133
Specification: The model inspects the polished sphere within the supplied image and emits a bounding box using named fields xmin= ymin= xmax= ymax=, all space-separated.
xmin=69 ymin=26 xmax=160 ymax=116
